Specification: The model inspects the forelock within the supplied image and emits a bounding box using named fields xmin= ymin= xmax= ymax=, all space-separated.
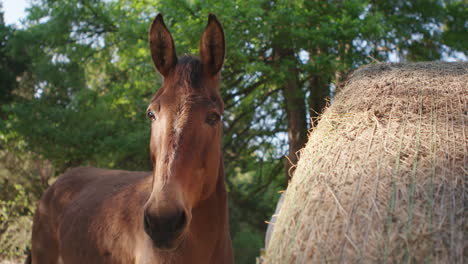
xmin=173 ymin=55 xmax=203 ymax=91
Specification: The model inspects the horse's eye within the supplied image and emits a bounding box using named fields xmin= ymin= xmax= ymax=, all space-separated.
xmin=206 ymin=112 xmax=221 ymax=126
xmin=147 ymin=111 xmax=156 ymax=121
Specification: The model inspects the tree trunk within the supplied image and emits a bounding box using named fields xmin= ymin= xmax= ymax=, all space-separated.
xmin=308 ymin=74 xmax=329 ymax=128
xmin=274 ymin=46 xmax=308 ymax=184
xmin=308 ymin=45 xmax=330 ymax=128
xmin=334 ymin=42 xmax=351 ymax=94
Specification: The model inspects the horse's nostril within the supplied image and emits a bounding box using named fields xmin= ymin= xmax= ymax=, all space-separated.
xmin=143 ymin=211 xmax=153 ymax=235
xmin=143 ymin=209 xmax=187 ymax=247
xmin=173 ymin=211 xmax=186 ymax=232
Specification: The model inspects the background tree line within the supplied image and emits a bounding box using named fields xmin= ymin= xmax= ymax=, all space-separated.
xmin=0 ymin=0 xmax=466 ymax=263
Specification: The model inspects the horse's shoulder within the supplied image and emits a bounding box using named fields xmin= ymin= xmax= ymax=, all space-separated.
xmin=52 ymin=166 xmax=150 ymax=193
xmin=48 ymin=167 xmax=152 ymax=257
xmin=41 ymin=167 xmax=150 ymax=224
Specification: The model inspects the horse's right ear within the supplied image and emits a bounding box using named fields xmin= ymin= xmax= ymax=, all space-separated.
xmin=200 ymin=14 xmax=225 ymax=76
xmin=149 ymin=14 xmax=177 ymax=77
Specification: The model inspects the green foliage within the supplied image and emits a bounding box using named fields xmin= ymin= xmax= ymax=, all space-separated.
xmin=0 ymin=185 xmax=35 ymax=259
xmin=0 ymin=0 xmax=465 ymax=263
xmin=0 ymin=125 xmax=50 ymax=260
xmin=232 ymin=223 xmax=264 ymax=264
xmin=0 ymin=8 xmax=29 ymax=115
xmin=6 ymin=89 xmax=151 ymax=170
xmin=442 ymin=1 xmax=468 ymax=53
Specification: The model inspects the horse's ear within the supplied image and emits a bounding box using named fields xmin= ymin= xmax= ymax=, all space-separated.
xmin=149 ymin=14 xmax=177 ymax=77
xmin=200 ymin=14 xmax=225 ymax=76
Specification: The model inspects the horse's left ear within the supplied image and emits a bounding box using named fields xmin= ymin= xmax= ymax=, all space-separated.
xmin=149 ymin=14 xmax=177 ymax=77
xmin=200 ymin=14 xmax=225 ymax=76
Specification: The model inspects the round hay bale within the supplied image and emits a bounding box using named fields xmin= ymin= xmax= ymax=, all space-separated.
xmin=264 ymin=62 xmax=467 ymax=263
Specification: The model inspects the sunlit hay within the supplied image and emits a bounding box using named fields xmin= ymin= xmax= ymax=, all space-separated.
xmin=264 ymin=62 xmax=467 ymax=263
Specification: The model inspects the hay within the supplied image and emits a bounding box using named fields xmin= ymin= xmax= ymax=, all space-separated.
xmin=264 ymin=62 xmax=467 ymax=263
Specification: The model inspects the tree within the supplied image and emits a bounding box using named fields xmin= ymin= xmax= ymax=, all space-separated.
xmin=0 ymin=3 xmax=30 ymax=116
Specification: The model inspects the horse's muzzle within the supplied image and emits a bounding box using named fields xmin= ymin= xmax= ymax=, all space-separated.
xmin=143 ymin=209 xmax=187 ymax=249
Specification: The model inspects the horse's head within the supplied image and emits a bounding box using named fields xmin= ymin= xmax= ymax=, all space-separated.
xmin=143 ymin=14 xmax=225 ymax=250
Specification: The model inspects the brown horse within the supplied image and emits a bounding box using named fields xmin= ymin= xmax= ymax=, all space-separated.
xmin=29 ymin=14 xmax=233 ymax=264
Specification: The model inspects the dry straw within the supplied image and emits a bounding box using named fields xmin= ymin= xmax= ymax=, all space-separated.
xmin=264 ymin=62 xmax=467 ymax=263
